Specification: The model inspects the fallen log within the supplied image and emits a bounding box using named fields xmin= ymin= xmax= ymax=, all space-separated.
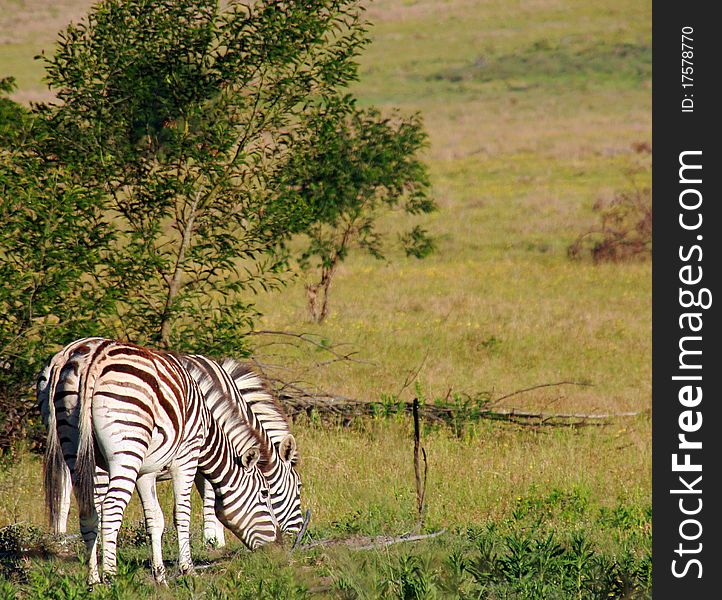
xmin=261 ymin=378 xmax=644 ymax=428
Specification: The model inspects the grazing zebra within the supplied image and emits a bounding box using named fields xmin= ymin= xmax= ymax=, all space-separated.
xmin=196 ymin=357 xmax=301 ymax=547
xmin=44 ymin=339 xmax=279 ymax=585
xmin=39 ymin=340 xmax=302 ymax=547
xmin=38 ymin=337 xmax=105 ymax=534
xmin=179 ymin=355 xmax=303 ymax=547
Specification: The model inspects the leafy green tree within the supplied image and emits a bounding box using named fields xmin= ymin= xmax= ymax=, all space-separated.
xmin=0 ymin=78 xmax=27 ymax=147
xmin=0 ymin=0 xmax=436 ymax=450
xmin=0 ymin=81 xmax=116 ymax=450
xmin=37 ymin=0 xmax=370 ymax=352
xmin=278 ymin=98 xmax=434 ymax=322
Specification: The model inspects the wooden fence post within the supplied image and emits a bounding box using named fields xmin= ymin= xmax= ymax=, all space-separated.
xmin=413 ymin=398 xmax=428 ymax=531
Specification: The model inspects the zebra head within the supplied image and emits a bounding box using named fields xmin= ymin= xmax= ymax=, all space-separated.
xmin=271 ymin=433 xmax=304 ymax=535
xmin=214 ymin=446 xmax=281 ymax=550
xmin=216 ymin=357 xmax=304 ymax=536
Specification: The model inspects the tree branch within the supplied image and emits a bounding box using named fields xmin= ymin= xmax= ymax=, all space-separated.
xmin=490 ymin=381 xmax=593 ymax=405
xmin=249 ymin=329 xmax=375 ymax=366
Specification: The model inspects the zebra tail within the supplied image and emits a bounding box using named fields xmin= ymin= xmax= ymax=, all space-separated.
xmin=74 ymin=358 xmax=98 ymax=521
xmin=41 ymin=363 xmax=68 ymax=533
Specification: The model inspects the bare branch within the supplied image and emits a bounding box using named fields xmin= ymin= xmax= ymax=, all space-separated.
xmin=249 ymin=329 xmax=376 ymax=366
xmin=396 ymin=350 xmax=429 ymax=400
xmin=490 ymin=381 xmax=593 ymax=406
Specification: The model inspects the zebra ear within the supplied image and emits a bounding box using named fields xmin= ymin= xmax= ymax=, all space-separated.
xmin=278 ymin=434 xmax=297 ymax=463
xmin=236 ymin=447 xmax=260 ymax=469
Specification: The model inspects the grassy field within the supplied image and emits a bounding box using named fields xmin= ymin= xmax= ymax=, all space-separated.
xmin=0 ymin=0 xmax=651 ymax=597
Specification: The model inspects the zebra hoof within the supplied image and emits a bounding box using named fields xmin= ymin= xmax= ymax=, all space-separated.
xmin=204 ymin=535 xmax=225 ymax=549
xmin=179 ymin=563 xmax=196 ymax=577
xmin=152 ymin=566 xmax=167 ymax=585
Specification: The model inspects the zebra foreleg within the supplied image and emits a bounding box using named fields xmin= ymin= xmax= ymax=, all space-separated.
xmin=136 ymin=474 xmax=167 ymax=584
xmin=196 ymin=473 xmax=226 ymax=548
xmin=172 ymin=463 xmax=198 ymax=575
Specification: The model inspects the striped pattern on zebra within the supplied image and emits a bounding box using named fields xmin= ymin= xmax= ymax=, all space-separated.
xmin=39 ymin=340 xmax=303 ymax=549
xmin=44 ymin=339 xmax=279 ymax=585
xmin=220 ymin=358 xmax=294 ymax=449
xmin=38 ymin=337 xmax=105 ymax=534
xmin=197 ymin=357 xmax=301 ymax=547
xmin=179 ymin=355 xmax=303 ymax=547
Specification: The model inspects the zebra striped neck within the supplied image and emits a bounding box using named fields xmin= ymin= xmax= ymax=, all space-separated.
xmin=182 ymin=355 xmax=303 ymax=534
xmin=182 ymin=355 xmax=280 ymax=476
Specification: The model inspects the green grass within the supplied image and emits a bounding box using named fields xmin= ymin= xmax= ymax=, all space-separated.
xmin=1 ymin=417 xmax=651 ymax=596
xmin=425 ymin=39 xmax=651 ymax=87
xmin=1 ymin=418 xmax=651 ymax=597
xmin=0 ymin=0 xmax=651 ymax=596
xmin=0 ymin=527 xmax=651 ymax=598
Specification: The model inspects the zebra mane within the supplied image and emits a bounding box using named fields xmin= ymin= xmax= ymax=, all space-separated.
xmin=182 ymin=357 xmax=274 ymax=469
xmin=219 ymin=358 xmax=291 ymax=439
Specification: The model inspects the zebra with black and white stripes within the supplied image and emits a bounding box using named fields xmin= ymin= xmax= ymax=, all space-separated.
xmin=44 ymin=339 xmax=279 ymax=585
xmin=179 ymin=355 xmax=303 ymax=547
xmin=39 ymin=337 xmax=105 ymax=534
xmin=195 ymin=357 xmax=302 ymax=548
xmin=39 ymin=339 xmax=304 ymax=548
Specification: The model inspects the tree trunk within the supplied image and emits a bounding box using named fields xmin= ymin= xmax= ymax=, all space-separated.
xmin=305 ymin=224 xmax=353 ymax=324
xmin=158 ymin=189 xmax=203 ymax=347
xmin=306 ymin=263 xmax=336 ymax=324
xmin=305 ymin=282 xmax=321 ymax=323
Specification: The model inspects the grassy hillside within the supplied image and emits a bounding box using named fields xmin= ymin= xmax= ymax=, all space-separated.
xmin=0 ymin=0 xmax=651 ymax=596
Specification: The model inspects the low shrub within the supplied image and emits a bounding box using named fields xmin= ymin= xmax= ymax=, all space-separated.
xmin=568 ymin=186 xmax=651 ymax=263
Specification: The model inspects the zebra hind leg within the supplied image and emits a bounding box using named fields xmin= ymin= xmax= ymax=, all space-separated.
xmin=100 ymin=462 xmax=142 ymax=585
xmin=136 ymin=474 xmax=167 ymax=584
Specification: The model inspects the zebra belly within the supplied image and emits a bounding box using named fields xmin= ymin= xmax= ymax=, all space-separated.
xmin=138 ymin=427 xmax=182 ymax=474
